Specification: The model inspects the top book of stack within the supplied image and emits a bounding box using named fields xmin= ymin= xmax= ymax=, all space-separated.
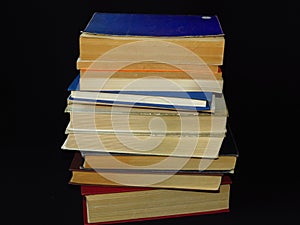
xmin=77 ymin=13 xmax=225 ymax=69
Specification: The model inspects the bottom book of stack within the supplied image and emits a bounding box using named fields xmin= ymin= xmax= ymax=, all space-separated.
xmin=81 ymin=176 xmax=231 ymax=224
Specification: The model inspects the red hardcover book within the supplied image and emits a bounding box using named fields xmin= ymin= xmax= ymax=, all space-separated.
xmin=82 ymin=198 xmax=229 ymax=225
xmin=81 ymin=176 xmax=231 ymax=224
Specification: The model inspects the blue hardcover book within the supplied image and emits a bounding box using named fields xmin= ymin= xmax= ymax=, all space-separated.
xmin=68 ymin=75 xmax=213 ymax=111
xmin=84 ymin=13 xmax=223 ymax=37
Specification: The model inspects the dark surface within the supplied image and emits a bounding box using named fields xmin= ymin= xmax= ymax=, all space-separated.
xmin=5 ymin=0 xmax=299 ymax=224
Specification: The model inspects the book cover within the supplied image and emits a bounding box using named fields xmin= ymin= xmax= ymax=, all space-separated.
xmin=84 ymin=13 xmax=224 ymax=37
xmin=67 ymin=95 xmax=211 ymax=111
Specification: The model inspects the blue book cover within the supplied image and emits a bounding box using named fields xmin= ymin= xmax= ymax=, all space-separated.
xmin=67 ymin=75 xmax=213 ymax=111
xmin=84 ymin=12 xmax=223 ymax=37
xmin=68 ymin=96 xmax=211 ymax=111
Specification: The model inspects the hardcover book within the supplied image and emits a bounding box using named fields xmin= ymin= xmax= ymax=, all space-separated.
xmin=80 ymin=176 xmax=231 ymax=224
xmin=70 ymin=126 xmax=237 ymax=174
xmin=62 ymin=132 xmax=225 ymax=158
xmin=65 ymin=94 xmax=227 ymax=135
xmin=79 ymin=12 xmax=225 ymax=65
xmin=68 ymin=152 xmax=223 ymax=191
xmin=77 ymin=62 xmax=223 ymax=92
xmin=67 ymin=74 xmax=218 ymax=111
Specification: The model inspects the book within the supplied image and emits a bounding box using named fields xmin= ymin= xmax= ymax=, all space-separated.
xmin=67 ymin=93 xmax=210 ymax=111
xmin=62 ymin=124 xmax=237 ymax=160
xmin=77 ymin=62 xmax=223 ymax=93
xmin=68 ymin=152 xmax=223 ymax=191
xmin=67 ymin=94 xmax=213 ymax=111
xmin=77 ymin=126 xmax=237 ymax=173
xmin=76 ymin=58 xmax=220 ymax=73
xmin=67 ymin=75 xmax=218 ymax=111
xmin=82 ymin=155 xmax=236 ymax=173
xmin=62 ymin=132 xmax=225 ymax=158
xmin=80 ymin=147 xmax=236 ymax=174
xmin=65 ymin=94 xmax=227 ymax=135
xmin=79 ymin=13 xmax=225 ymax=65
xmin=81 ymin=176 xmax=231 ymax=224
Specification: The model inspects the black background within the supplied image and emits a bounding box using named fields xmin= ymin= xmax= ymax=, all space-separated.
xmin=5 ymin=0 xmax=299 ymax=224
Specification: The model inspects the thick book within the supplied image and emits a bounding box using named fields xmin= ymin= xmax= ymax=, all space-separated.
xmin=78 ymin=125 xmax=238 ymax=158
xmin=62 ymin=122 xmax=236 ymax=159
xmin=62 ymin=132 xmax=225 ymax=158
xmin=79 ymin=13 xmax=225 ymax=65
xmin=80 ymin=149 xmax=236 ymax=174
xmin=65 ymin=94 xmax=227 ymax=135
xmin=81 ymin=176 xmax=231 ymax=224
xmin=81 ymin=153 xmax=236 ymax=174
xmin=70 ymin=126 xmax=237 ymax=174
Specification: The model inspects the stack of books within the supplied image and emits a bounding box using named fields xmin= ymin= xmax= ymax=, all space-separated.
xmin=62 ymin=12 xmax=238 ymax=224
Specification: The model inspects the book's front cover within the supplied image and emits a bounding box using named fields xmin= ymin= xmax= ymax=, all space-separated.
xmin=84 ymin=13 xmax=224 ymax=37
